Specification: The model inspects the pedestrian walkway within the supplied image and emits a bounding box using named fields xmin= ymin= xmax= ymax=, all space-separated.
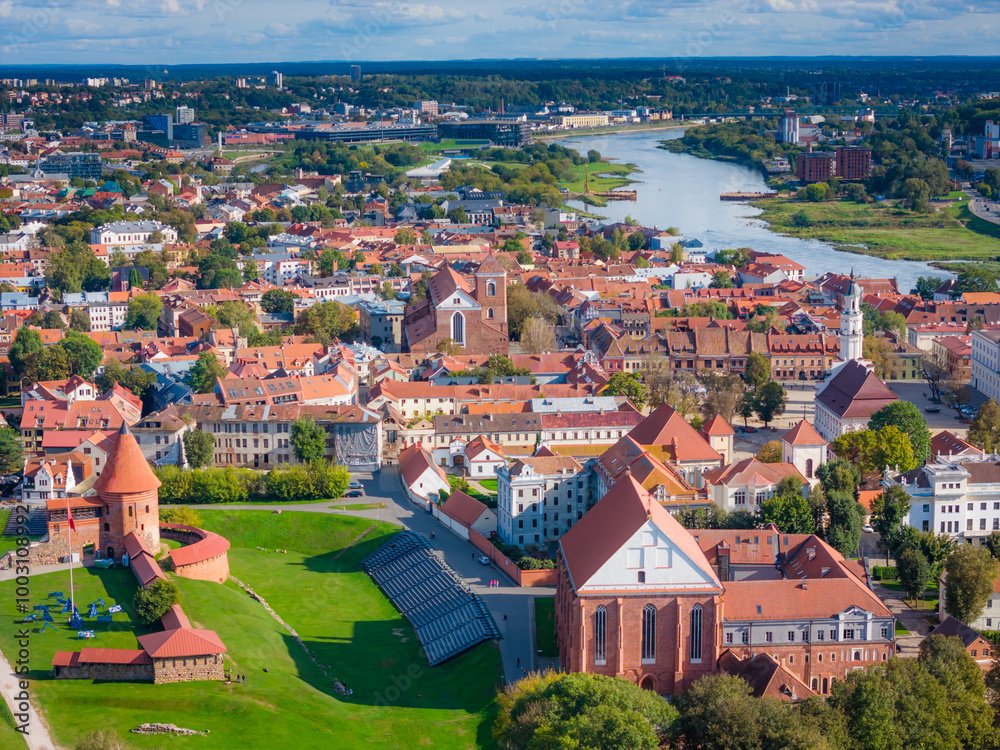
xmin=0 ymin=646 xmax=54 ymax=749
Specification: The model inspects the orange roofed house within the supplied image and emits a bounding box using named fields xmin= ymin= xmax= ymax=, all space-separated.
xmin=555 ymin=476 xmax=895 ymax=697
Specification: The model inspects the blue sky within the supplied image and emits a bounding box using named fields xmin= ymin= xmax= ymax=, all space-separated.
xmin=1 ymin=0 xmax=998 ymax=65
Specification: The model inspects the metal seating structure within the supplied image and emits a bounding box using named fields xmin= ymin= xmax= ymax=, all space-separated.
xmin=361 ymin=532 xmax=500 ymax=666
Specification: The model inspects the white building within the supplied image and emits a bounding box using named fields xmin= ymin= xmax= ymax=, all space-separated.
xmin=781 ymin=420 xmax=828 ymax=486
xmin=702 ymin=458 xmax=808 ymax=513
xmin=885 ymin=457 xmax=1000 ymax=543
xmin=63 ymin=292 xmax=130 ymax=332
xmin=496 ymin=455 xmax=589 ymax=548
xmin=971 ymin=329 xmax=1000 ymax=403
xmin=398 ymin=442 xmax=450 ymax=510
xmin=90 ymin=220 xmax=178 ymax=247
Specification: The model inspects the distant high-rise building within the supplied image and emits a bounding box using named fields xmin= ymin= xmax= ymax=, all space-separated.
xmin=235 ymin=77 xmax=247 ymax=89
xmin=175 ymin=105 xmax=194 ymax=124
xmin=351 ymin=65 xmax=362 ymax=83
xmin=780 ymin=109 xmax=800 ymax=144
xmin=38 ymin=152 xmax=101 ymax=180
xmin=414 ymin=100 xmax=439 ymax=116
xmin=143 ymin=114 xmax=173 ymax=142
xmin=271 ymin=71 xmax=283 ymax=89
xmin=796 ymin=152 xmax=835 ymax=183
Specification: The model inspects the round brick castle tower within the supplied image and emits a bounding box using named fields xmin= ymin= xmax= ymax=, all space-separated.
xmin=94 ymin=422 xmax=161 ymax=561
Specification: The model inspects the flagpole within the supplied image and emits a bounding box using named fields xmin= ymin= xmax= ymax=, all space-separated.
xmin=66 ymin=497 xmax=74 ymax=622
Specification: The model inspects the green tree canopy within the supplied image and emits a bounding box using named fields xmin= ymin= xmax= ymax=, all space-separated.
xmin=868 ymin=401 xmax=930 ymax=464
xmin=294 ymin=301 xmax=358 ymax=344
xmin=290 ymin=417 xmax=327 ymax=464
xmin=0 ymin=427 xmax=24 ymax=474
xmin=604 ymin=372 xmax=649 ymax=410
xmin=125 ymin=293 xmax=163 ymax=331
xmin=825 ymin=489 xmax=865 ymax=557
xmin=8 ymin=328 xmax=42 ymax=380
xmin=183 ymin=429 xmax=216 ymax=470
xmin=188 ymin=352 xmax=226 ymax=394
xmin=59 ymin=330 xmax=103 ymax=378
xmin=760 ymin=493 xmax=814 ymax=535
xmin=897 ymin=547 xmax=931 ymax=602
xmin=968 ymin=399 xmax=1000 ymax=453
xmin=260 ymin=289 xmax=300 ymax=315
xmin=752 ymin=381 xmax=787 ymax=427
xmin=133 ymin=578 xmax=179 ymax=625
xmin=945 ymin=545 xmax=999 ymax=624
xmin=744 ymin=351 xmax=770 ymax=388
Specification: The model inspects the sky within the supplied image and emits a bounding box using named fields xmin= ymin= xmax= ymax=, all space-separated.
xmin=1 ymin=0 xmax=999 ymax=65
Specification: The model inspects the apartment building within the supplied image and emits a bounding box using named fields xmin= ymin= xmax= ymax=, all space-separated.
xmin=496 ymin=456 xmax=590 ymax=548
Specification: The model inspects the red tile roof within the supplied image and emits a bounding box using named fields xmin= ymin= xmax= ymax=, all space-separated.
xmin=137 ymin=627 xmax=227 ymax=658
xmin=721 ymin=578 xmax=891 ymax=620
xmin=559 ymin=473 xmax=722 ymax=592
xmin=781 ymin=419 xmax=827 ymax=446
xmin=441 ymin=490 xmax=490 ymax=528
xmin=701 ymin=414 xmax=735 ymax=436
xmin=626 ymin=404 xmax=722 ymax=463
xmin=93 ymin=423 xmax=161 ymax=495
xmin=815 ymin=361 xmax=898 ymax=419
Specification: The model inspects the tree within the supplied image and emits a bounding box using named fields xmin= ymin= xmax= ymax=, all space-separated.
xmin=911 ymin=275 xmax=943 ymax=300
xmin=709 ymin=270 xmax=733 ymax=289
xmin=604 ymin=373 xmax=648 ymax=410
xmin=436 ymin=337 xmax=460 ymax=355
xmin=507 ymin=283 xmax=559 ymax=340
xmin=897 ymin=547 xmax=931 ymax=603
xmin=760 ymin=494 xmax=814 ymax=534
xmin=945 ymin=545 xmax=999 ymax=624
xmin=159 ymin=506 xmax=203 ymax=527
xmin=952 ymin=266 xmax=1000 ymax=296
xmin=968 ymin=399 xmax=1000 ymax=453
xmin=290 ymin=417 xmax=326 ymax=464
xmin=260 ymin=289 xmax=299 ymax=315
xmin=394 ymin=227 xmax=417 ymax=245
xmin=46 ymin=244 xmax=111 ymax=295
xmin=37 ymin=346 xmax=69 ymax=381
xmin=869 ymin=401 xmax=930 ymax=464
xmin=520 ymin=315 xmax=556 ymax=354
xmin=381 ymin=282 xmax=397 ymax=301
xmin=670 ymin=243 xmax=684 ymax=263
xmin=59 ymin=330 xmax=103 ymax=378
xmin=447 ymin=206 xmax=467 ymax=224
xmin=182 ymin=429 xmax=215 ymax=470
xmin=919 ymin=634 xmax=997 ymax=750
xmin=832 ymin=426 xmax=917 ymax=475
xmin=744 ymin=351 xmax=770 ymax=388
xmin=494 ymin=671 xmax=677 ymax=750
xmin=95 ymin=360 xmax=157 ymax=400
xmin=295 ymin=301 xmax=357 ymax=344
xmin=870 ymin=485 xmax=912 ymax=562
xmin=188 ymin=352 xmax=226 ymax=394
xmin=757 ymin=440 xmax=782 ymax=463
xmin=863 ymin=335 xmax=898 ymax=380
xmin=8 ymin=328 xmax=42 ymax=380
xmin=133 ymin=578 xmax=179 ymax=625
xmin=69 ymin=308 xmax=91 ymax=332
xmin=817 ymin=458 xmax=860 ymax=496
xmin=752 ymin=381 xmax=787 ymax=427
xmin=700 ymin=373 xmax=743 ymax=424
xmin=825 ymin=489 xmax=865 ymax=557
xmin=125 ymin=293 xmax=163 ymax=331
xmin=0 ymin=427 xmax=24 ymax=474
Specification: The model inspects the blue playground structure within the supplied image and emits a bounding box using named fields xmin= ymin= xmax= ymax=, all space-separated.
xmin=77 ymin=631 xmax=95 ymax=639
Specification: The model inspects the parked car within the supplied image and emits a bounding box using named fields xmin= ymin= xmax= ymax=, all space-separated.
xmin=924 ymin=406 xmax=941 ymax=413
xmin=345 ymin=489 xmax=364 ymax=498
xmin=863 ymin=524 xmax=874 ymax=533
xmin=743 ymin=426 xmax=758 ymax=433
xmin=348 ymin=480 xmax=362 ymax=489
xmin=478 ymin=556 xmax=491 ymax=566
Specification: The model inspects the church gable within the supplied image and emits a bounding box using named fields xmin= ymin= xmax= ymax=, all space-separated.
xmin=435 ymin=287 xmax=480 ymax=312
xmin=580 ymin=520 xmax=722 ymax=594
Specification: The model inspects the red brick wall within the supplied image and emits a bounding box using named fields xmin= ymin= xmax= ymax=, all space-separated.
xmin=723 ymin=643 xmax=891 ymax=694
xmin=173 ymin=553 xmax=230 ymax=584
xmin=99 ymin=488 xmax=159 ymax=559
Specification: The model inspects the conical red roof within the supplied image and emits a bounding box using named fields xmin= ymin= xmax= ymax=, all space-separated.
xmin=94 ymin=422 xmax=161 ymax=495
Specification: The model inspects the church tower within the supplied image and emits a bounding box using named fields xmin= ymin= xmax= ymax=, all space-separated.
xmin=840 ymin=272 xmax=863 ymax=363
xmin=94 ymin=422 xmax=162 ymax=561
xmin=475 ymin=253 xmax=508 ymax=335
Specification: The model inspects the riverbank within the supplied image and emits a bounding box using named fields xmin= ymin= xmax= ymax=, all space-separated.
xmin=657 ymin=136 xmax=762 ymax=170
xmin=535 ymin=121 xmax=689 ymax=141
xmin=750 ymin=194 xmax=1000 ymax=262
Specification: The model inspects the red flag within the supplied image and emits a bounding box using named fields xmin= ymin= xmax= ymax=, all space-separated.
xmin=67 ymin=504 xmax=76 ymax=531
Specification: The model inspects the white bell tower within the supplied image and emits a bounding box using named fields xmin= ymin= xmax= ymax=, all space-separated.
xmin=840 ymin=272 xmax=864 ymax=363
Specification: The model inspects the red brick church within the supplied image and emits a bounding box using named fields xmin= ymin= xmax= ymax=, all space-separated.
xmin=556 ymin=474 xmax=895 ymax=697
xmin=403 ymin=255 xmax=510 ymax=354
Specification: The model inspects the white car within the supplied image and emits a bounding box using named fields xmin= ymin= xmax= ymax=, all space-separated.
xmin=863 ymin=524 xmax=874 ymax=533
xmin=348 ymin=480 xmax=362 ymax=490
xmin=478 ymin=556 xmax=491 ymax=566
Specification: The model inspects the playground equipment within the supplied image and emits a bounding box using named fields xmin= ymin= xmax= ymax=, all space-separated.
xmin=108 ymin=604 xmax=122 ymax=614
xmin=77 ymin=631 xmax=95 ymax=639
xmin=39 ymin=621 xmax=55 ymax=633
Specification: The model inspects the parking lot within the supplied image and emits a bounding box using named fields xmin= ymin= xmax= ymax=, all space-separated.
xmin=886 ymin=382 xmax=977 ymax=434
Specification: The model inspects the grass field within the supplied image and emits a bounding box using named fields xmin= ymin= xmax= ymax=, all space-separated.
xmin=477 ymin=479 xmax=498 ymax=493
xmin=555 ymin=161 xmax=635 ymax=194
xmin=895 ymin=621 xmax=911 ymax=635
xmin=0 ymin=691 xmax=24 ymax=749
xmin=534 ymin=597 xmax=558 ymax=658
xmin=0 ymin=511 xmax=503 ymax=749
xmin=755 ymin=195 xmax=1000 ymax=261
xmin=881 ymin=580 xmax=940 ymax=611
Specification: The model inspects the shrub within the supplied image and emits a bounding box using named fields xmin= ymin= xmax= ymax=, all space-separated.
xmin=154 ymin=463 xmax=349 ymax=504
xmin=133 ymin=579 xmax=179 ymax=625
xmin=872 ymin=565 xmax=899 ymax=581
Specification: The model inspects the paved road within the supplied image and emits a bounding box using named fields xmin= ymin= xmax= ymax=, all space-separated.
xmin=222 ymin=465 xmax=551 ymax=683
xmin=967 ymin=190 xmax=1000 ymax=226
xmin=0 ymin=647 xmax=52 ymax=750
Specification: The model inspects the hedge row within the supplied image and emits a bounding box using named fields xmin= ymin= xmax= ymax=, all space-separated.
xmin=871 ymin=565 xmax=899 ymax=581
xmin=154 ymin=463 xmax=350 ymax=504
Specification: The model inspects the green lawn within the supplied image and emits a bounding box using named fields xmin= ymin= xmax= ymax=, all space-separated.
xmin=895 ymin=621 xmax=911 ymax=635
xmin=477 ymin=479 xmax=498 ymax=493
xmin=0 ymin=535 xmax=44 ymax=558
xmin=0 ymin=511 xmax=503 ymax=749
xmin=880 ymin=581 xmax=940 ymax=610
xmin=0 ymin=693 xmax=25 ymax=749
xmin=534 ymin=597 xmax=558 ymax=658
xmin=555 ymin=161 xmax=635 ymax=194
xmin=755 ymin=195 xmax=1000 ymax=261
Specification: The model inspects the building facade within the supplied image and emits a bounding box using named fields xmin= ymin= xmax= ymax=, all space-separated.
xmin=497 ymin=456 xmax=589 ymax=548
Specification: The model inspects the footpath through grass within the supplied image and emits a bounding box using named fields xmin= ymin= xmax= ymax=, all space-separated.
xmin=755 ymin=195 xmax=1000 ymax=261
xmin=0 ymin=510 xmax=502 ymax=749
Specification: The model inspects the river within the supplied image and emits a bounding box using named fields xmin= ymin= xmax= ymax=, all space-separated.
xmin=561 ymin=130 xmax=951 ymax=293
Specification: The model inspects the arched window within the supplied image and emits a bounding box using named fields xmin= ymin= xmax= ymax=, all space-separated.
xmin=451 ymin=312 xmax=465 ymax=346
xmin=822 ymin=677 xmax=829 ymax=694
xmin=690 ymin=604 xmax=703 ymax=662
xmin=486 ymin=281 xmax=496 ymax=297
xmin=487 ymin=308 xmax=494 ymax=319
xmin=853 ymin=650 xmax=862 ymax=661
xmin=805 ymin=458 xmax=814 ymax=478
xmin=641 ymin=605 xmax=656 ymax=662
xmin=594 ymin=606 xmax=607 ymax=665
